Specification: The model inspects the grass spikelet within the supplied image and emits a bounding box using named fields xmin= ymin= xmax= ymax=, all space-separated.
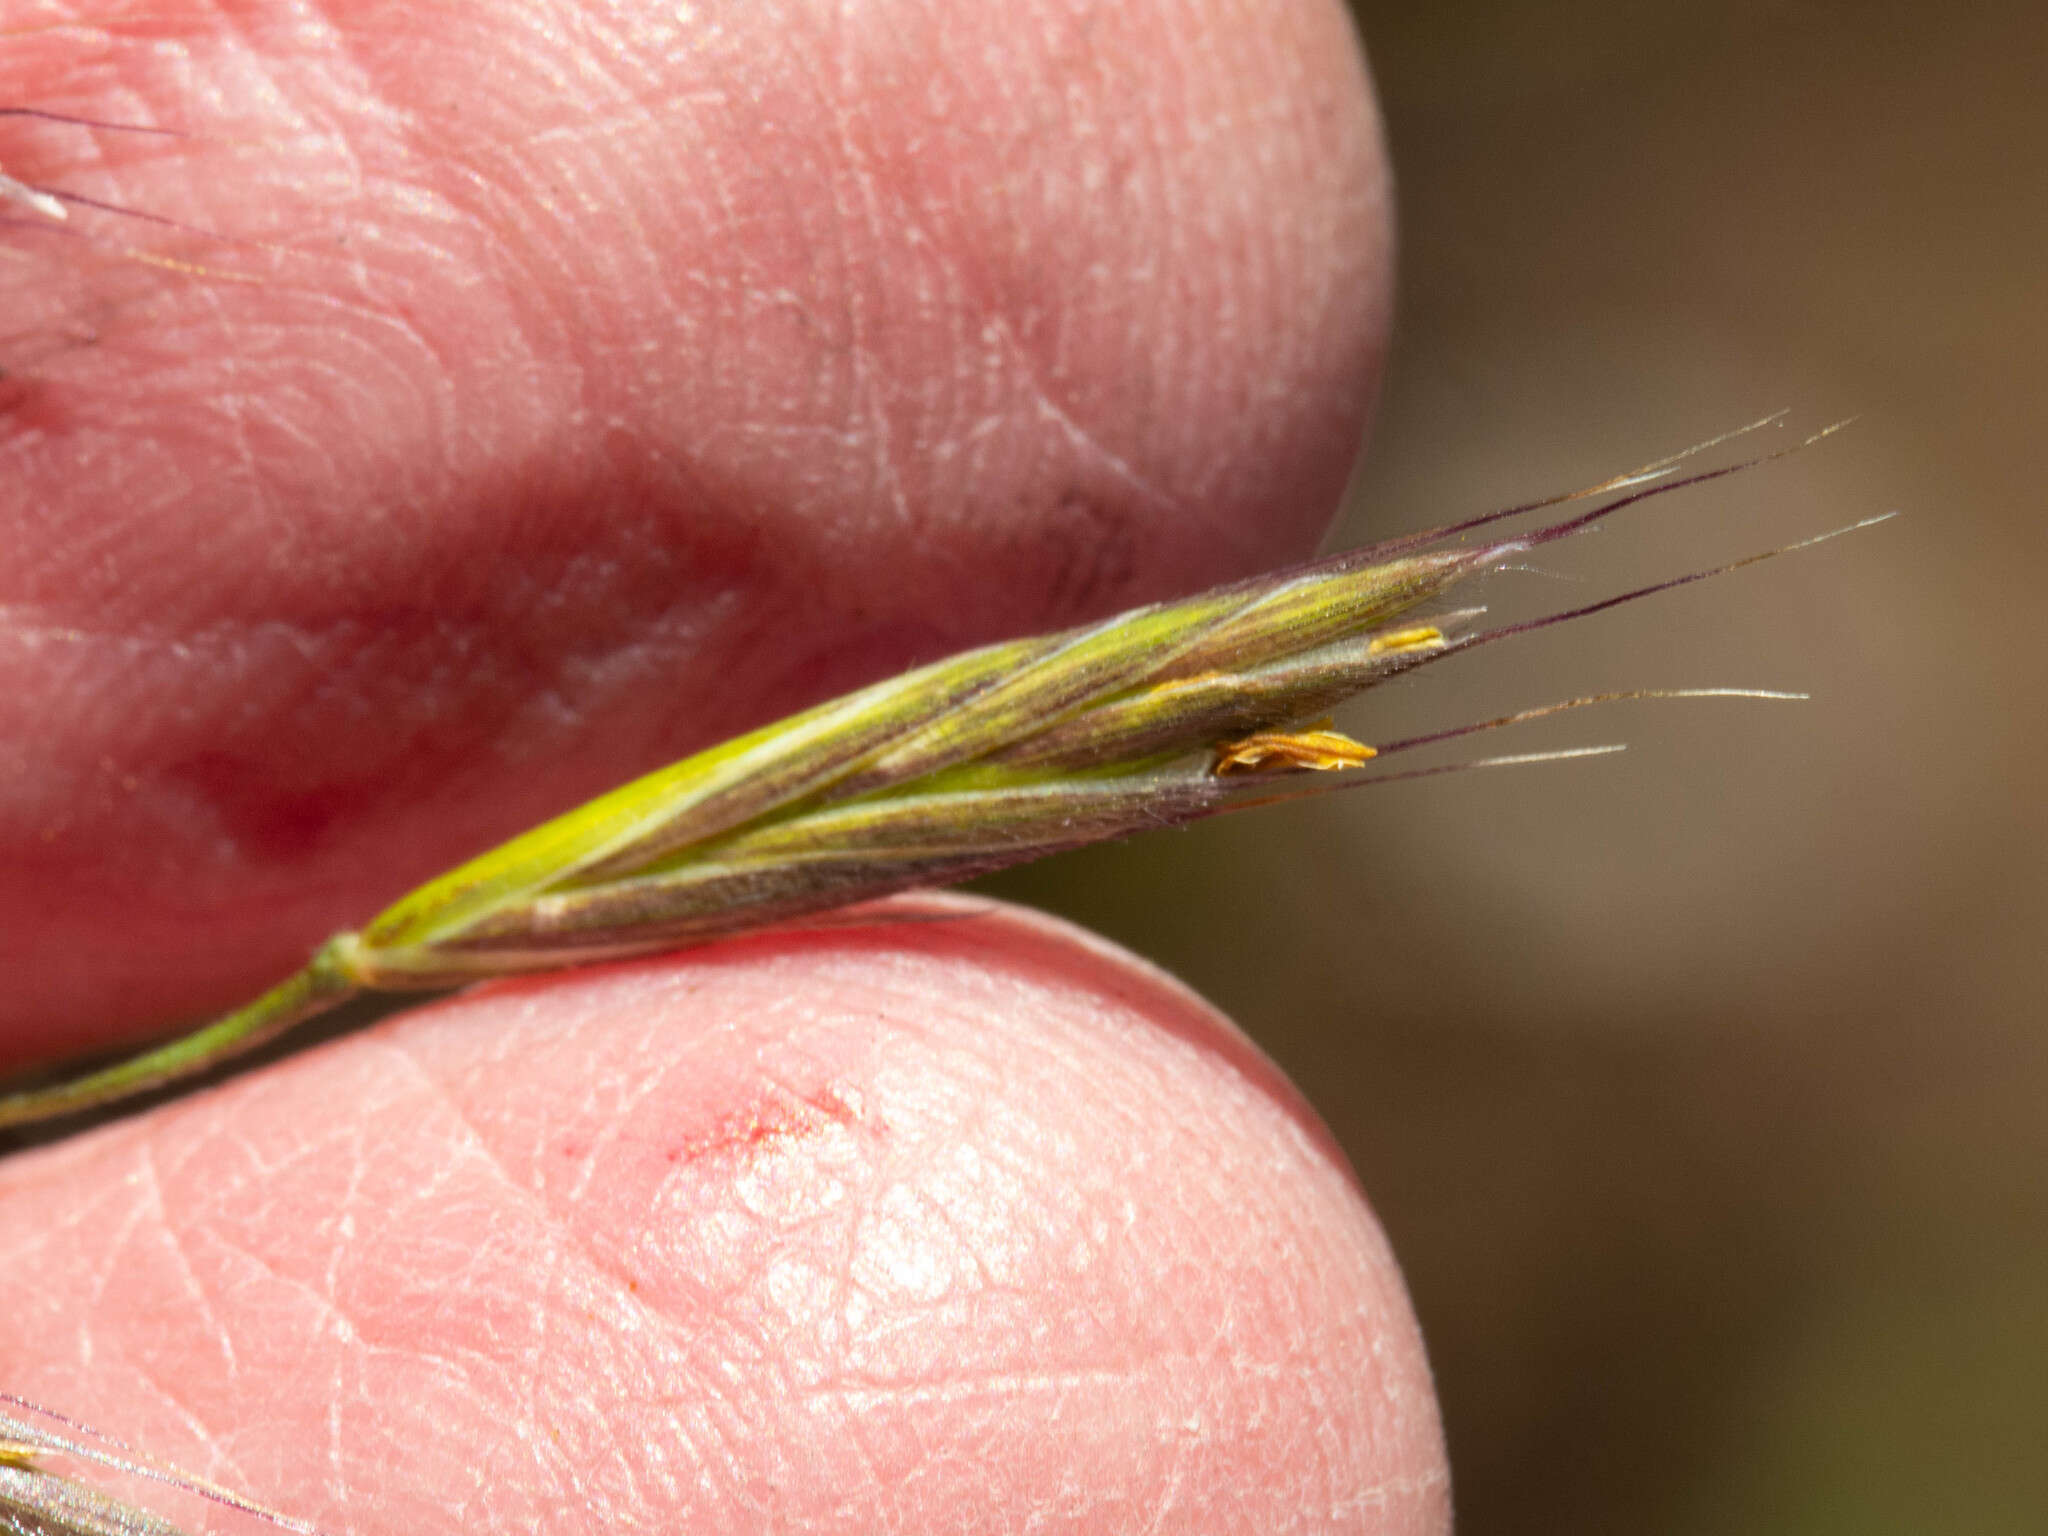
xmin=0 ymin=107 xmax=182 ymax=224
xmin=0 ymin=419 xmax=1880 ymax=1129
xmin=0 ymin=1393 xmax=318 ymax=1535
xmin=0 ymin=105 xmax=261 ymax=283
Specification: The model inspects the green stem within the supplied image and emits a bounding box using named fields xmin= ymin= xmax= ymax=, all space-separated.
xmin=0 ymin=939 xmax=362 ymax=1129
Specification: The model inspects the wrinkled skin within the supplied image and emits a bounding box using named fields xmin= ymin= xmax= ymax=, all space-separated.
xmin=0 ymin=2 xmax=1444 ymax=1530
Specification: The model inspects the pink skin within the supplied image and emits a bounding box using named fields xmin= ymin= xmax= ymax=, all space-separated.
xmin=0 ymin=2 xmax=1443 ymax=1530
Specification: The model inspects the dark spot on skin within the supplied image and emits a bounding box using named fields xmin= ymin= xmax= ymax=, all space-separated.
xmin=0 ymin=368 xmax=76 ymax=431
xmin=165 ymin=750 xmax=391 ymax=865
xmin=666 ymin=1084 xmax=864 ymax=1168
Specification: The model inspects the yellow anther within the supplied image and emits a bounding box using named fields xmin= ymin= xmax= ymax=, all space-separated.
xmin=1367 ymin=624 xmax=1445 ymax=657
xmin=1214 ymin=720 xmax=1377 ymax=776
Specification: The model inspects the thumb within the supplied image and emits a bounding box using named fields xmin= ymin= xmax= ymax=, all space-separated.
xmin=0 ymin=901 xmax=1447 ymax=1533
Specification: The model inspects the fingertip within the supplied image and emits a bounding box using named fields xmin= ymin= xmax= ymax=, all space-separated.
xmin=0 ymin=898 xmax=1446 ymax=1531
xmin=3 ymin=0 xmax=1395 ymax=1059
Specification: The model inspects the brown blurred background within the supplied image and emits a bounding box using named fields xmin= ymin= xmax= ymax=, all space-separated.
xmin=988 ymin=2 xmax=2047 ymax=1530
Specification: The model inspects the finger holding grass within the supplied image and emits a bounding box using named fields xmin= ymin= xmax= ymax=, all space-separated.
xmin=1 ymin=3 xmax=1451 ymax=1533
xmin=0 ymin=0 xmax=1391 ymax=1065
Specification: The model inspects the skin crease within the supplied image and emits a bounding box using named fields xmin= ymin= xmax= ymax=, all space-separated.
xmin=0 ymin=1 xmax=1446 ymax=1531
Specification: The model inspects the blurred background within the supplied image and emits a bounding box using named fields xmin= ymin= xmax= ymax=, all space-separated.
xmin=988 ymin=2 xmax=2046 ymax=1531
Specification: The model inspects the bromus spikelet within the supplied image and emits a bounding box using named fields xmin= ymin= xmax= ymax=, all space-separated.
xmin=1 ymin=105 xmax=261 ymax=285
xmin=0 ymin=107 xmax=180 ymax=223
xmin=0 ymin=417 xmax=1885 ymax=1130
xmin=0 ymin=1393 xmax=316 ymax=1536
